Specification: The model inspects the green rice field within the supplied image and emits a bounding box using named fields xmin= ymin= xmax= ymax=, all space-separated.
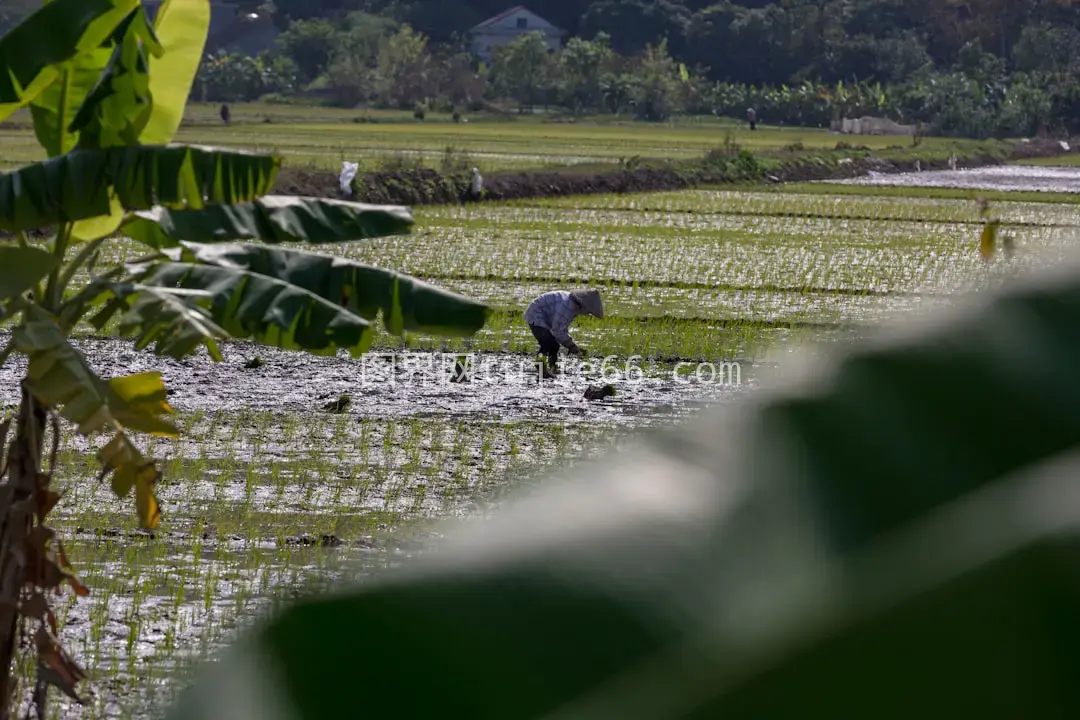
xmin=0 ymin=106 xmax=1077 ymax=718
xmin=0 ymin=102 xmax=988 ymax=173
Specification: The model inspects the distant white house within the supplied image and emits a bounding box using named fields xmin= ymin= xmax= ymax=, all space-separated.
xmin=831 ymin=116 xmax=915 ymax=136
xmin=470 ymin=6 xmax=564 ymax=62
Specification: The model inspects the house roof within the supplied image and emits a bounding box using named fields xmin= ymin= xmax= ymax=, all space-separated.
xmin=471 ymin=6 xmax=564 ymax=32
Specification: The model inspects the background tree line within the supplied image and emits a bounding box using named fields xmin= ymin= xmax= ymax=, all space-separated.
xmin=260 ymin=0 xmax=1080 ymax=83
xmin=3 ymin=0 xmax=1079 ymax=136
xmin=195 ymin=8 xmax=1074 ymax=139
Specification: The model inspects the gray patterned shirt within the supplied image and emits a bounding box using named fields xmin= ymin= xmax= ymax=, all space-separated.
xmin=524 ymin=291 xmax=581 ymax=347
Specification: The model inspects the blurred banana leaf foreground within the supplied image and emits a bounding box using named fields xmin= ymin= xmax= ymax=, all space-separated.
xmin=167 ymin=254 xmax=1080 ymax=719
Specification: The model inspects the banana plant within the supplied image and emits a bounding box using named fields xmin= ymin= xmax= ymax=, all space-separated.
xmin=0 ymin=1 xmax=488 ymax=716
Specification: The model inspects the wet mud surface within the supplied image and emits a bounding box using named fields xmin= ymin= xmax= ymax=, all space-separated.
xmin=10 ymin=332 xmax=750 ymax=718
xmin=0 ymin=333 xmax=748 ymax=425
xmin=46 ymin=542 xmax=400 ymax=719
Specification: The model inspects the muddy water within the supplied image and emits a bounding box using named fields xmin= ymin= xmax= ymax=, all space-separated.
xmin=829 ymin=164 xmax=1080 ymax=194
xmin=47 ymin=540 xmax=400 ymax=719
xmin=0 ymin=332 xmax=752 ymax=718
xmin=0 ymin=333 xmax=750 ymax=425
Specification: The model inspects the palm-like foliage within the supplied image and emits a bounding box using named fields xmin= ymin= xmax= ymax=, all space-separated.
xmin=0 ymin=0 xmax=488 ymax=715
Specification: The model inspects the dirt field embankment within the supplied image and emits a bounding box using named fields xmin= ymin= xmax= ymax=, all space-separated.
xmin=272 ymin=138 xmax=1077 ymax=206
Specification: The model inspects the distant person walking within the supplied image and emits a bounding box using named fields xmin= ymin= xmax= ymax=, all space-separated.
xmin=524 ymin=289 xmax=604 ymax=373
xmin=220 ymin=103 xmax=231 ymax=125
xmin=747 ymin=107 xmax=757 ymax=131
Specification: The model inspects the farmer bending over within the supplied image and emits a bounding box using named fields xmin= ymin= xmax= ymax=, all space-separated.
xmin=524 ymin=289 xmax=604 ymax=370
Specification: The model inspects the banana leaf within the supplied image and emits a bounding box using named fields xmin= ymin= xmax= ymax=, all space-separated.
xmin=0 ymin=246 xmax=56 ymax=301
xmin=13 ymin=305 xmax=175 ymax=528
xmin=124 ymin=241 xmax=490 ymax=356
xmin=123 ymin=196 xmax=414 ymax=248
xmin=0 ymin=144 xmax=280 ymax=233
xmin=140 ymin=0 xmax=211 ymax=145
xmin=0 ymin=0 xmax=139 ymax=122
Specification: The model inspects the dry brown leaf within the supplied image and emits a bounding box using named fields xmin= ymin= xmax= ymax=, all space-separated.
xmin=0 ymin=417 xmax=10 ymax=473
xmin=40 ymin=559 xmax=66 ymax=591
xmin=65 ymin=573 xmax=90 ymax=598
xmin=26 ymin=526 xmax=55 ymax=554
xmin=135 ymin=464 xmax=162 ymax=530
xmin=36 ymin=489 xmax=62 ymax=522
xmin=55 ymin=540 xmax=71 ymax=570
xmin=37 ymin=625 xmax=87 ymax=687
xmin=980 ymin=220 xmax=1000 ymax=262
xmin=36 ymin=664 xmax=86 ymax=705
xmin=19 ymin=592 xmax=47 ymax=621
xmin=55 ymin=540 xmax=90 ymax=597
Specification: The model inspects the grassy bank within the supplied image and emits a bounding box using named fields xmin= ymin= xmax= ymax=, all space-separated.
xmin=4 ymin=102 xmax=1067 ymax=206
xmin=308 ymin=136 xmax=1074 ymax=207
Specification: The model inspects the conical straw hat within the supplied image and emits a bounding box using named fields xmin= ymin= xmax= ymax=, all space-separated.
xmin=571 ymin=289 xmax=604 ymax=319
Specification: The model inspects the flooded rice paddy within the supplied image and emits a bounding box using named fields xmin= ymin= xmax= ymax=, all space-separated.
xmin=831 ymin=163 xmax=1080 ymax=194
xmin=10 ymin=179 xmax=1078 ymax=717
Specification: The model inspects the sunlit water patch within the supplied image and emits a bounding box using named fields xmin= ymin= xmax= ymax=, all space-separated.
xmin=828 ymin=165 xmax=1080 ymax=194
